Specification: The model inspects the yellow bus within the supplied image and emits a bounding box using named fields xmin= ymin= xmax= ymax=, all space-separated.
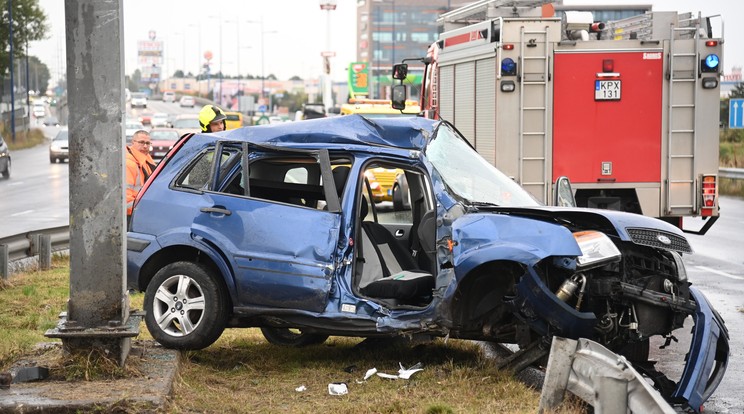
xmin=340 ymin=98 xmax=420 ymax=118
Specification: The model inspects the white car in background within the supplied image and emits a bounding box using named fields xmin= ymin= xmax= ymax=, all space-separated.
xmin=49 ymin=129 xmax=69 ymax=163
xmin=130 ymin=92 xmax=148 ymax=108
xmin=179 ymin=96 xmax=195 ymax=108
xmin=151 ymin=112 xmax=169 ymax=128
xmin=162 ymin=91 xmax=176 ymax=103
xmin=32 ymin=103 xmax=46 ymax=118
xmin=125 ymin=120 xmax=146 ymax=144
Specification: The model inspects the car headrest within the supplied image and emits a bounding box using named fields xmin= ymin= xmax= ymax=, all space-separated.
xmin=332 ymin=166 xmax=351 ymax=197
xmin=360 ymin=198 xmax=368 ymax=220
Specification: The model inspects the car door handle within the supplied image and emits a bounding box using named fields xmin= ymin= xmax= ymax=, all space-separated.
xmin=200 ymin=207 xmax=232 ymax=216
xmin=395 ymin=229 xmax=405 ymax=237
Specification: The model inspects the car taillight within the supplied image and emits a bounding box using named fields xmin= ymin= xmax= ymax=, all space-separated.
xmin=701 ymin=175 xmax=717 ymax=216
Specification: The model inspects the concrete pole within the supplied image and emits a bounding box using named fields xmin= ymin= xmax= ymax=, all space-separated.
xmin=45 ymin=0 xmax=139 ymax=365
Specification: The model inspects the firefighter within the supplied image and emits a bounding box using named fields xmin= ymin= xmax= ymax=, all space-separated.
xmin=198 ymin=104 xmax=227 ymax=132
xmin=126 ymin=130 xmax=156 ymax=218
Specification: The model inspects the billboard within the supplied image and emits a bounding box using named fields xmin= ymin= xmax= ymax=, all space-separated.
xmin=348 ymin=62 xmax=369 ymax=98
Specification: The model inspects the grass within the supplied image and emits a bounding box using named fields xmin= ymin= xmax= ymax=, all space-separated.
xmin=0 ymin=257 xmax=586 ymax=413
xmin=3 ymin=126 xmax=47 ymax=150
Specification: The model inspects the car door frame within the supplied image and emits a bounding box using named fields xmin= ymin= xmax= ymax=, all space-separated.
xmin=191 ymin=140 xmax=342 ymax=313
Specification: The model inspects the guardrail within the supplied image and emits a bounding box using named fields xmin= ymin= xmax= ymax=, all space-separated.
xmin=719 ymin=167 xmax=744 ymax=180
xmin=1 ymin=168 xmax=742 ymax=278
xmin=0 ymin=225 xmax=70 ymax=279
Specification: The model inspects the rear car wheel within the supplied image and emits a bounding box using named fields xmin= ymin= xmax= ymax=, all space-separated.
xmin=260 ymin=327 xmax=329 ymax=347
xmin=392 ymin=184 xmax=404 ymax=211
xmin=144 ymin=261 xmax=228 ymax=350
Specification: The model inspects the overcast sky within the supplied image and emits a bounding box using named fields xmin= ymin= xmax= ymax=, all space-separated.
xmin=29 ymin=0 xmax=742 ymax=86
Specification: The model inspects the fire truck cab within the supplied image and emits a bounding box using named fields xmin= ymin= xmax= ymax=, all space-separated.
xmin=393 ymin=0 xmax=723 ymax=234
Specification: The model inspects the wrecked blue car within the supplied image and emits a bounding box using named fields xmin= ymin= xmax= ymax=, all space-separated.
xmin=127 ymin=115 xmax=727 ymax=411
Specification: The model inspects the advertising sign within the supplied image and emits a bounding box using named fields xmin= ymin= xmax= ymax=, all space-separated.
xmin=348 ymin=62 xmax=369 ymax=98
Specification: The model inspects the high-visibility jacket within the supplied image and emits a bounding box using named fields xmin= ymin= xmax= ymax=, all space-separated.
xmin=126 ymin=146 xmax=155 ymax=215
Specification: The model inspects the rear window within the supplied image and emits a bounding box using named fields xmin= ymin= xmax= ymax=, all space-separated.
xmin=174 ymin=118 xmax=200 ymax=128
xmin=226 ymin=114 xmax=240 ymax=121
xmin=150 ymin=130 xmax=179 ymax=140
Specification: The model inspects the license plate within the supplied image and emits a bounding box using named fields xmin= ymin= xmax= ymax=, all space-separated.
xmin=595 ymin=80 xmax=621 ymax=100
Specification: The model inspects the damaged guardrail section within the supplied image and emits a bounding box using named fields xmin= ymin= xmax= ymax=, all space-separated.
xmin=0 ymin=225 xmax=70 ymax=279
xmin=538 ymin=337 xmax=676 ymax=414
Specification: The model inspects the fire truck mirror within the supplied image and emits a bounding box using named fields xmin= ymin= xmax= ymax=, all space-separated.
xmin=392 ymin=64 xmax=408 ymax=80
xmin=391 ymin=85 xmax=407 ymax=110
xmin=554 ymin=176 xmax=577 ymax=208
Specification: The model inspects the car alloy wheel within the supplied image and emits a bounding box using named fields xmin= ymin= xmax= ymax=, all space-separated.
xmin=144 ymin=261 xmax=228 ymax=350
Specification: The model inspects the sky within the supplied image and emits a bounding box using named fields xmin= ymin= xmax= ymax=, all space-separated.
xmin=28 ymin=0 xmax=743 ymax=87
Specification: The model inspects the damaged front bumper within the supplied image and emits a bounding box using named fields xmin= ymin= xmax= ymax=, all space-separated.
xmin=672 ymin=286 xmax=729 ymax=412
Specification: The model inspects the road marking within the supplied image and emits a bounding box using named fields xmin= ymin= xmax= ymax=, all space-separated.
xmin=694 ymin=265 xmax=744 ymax=281
xmin=10 ymin=209 xmax=33 ymax=217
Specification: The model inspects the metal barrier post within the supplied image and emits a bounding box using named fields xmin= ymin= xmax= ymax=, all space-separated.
xmin=0 ymin=245 xmax=8 ymax=280
xmin=39 ymin=234 xmax=52 ymax=270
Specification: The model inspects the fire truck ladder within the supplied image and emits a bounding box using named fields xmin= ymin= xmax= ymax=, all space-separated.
xmin=519 ymin=26 xmax=550 ymax=202
xmin=666 ymin=14 xmax=701 ymax=216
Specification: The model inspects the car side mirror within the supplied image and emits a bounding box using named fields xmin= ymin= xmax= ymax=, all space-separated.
xmin=392 ymin=63 xmax=408 ymax=80
xmin=554 ymin=176 xmax=576 ymax=208
xmin=391 ymin=85 xmax=407 ymax=110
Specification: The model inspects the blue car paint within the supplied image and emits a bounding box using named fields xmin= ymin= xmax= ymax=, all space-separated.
xmin=128 ymin=115 xmax=727 ymax=410
xmin=674 ymin=286 xmax=729 ymax=411
xmin=451 ymin=213 xmax=583 ymax=275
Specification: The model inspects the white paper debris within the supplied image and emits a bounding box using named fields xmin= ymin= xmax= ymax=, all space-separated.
xmin=398 ymin=362 xmax=424 ymax=380
xmin=328 ymin=382 xmax=348 ymax=396
xmin=376 ymin=372 xmax=399 ymax=380
xmin=364 ymin=368 xmax=378 ymax=381
xmin=295 ymin=385 xmax=306 ymax=392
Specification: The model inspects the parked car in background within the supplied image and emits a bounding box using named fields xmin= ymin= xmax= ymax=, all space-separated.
xmin=42 ymin=116 xmax=60 ymax=127
xmin=138 ymin=111 xmax=153 ymax=126
xmin=149 ymin=128 xmax=180 ymax=162
xmin=162 ymin=91 xmax=176 ymax=103
xmin=224 ymin=111 xmax=243 ymax=130
xmin=49 ymin=129 xmax=69 ymax=163
xmin=179 ymin=96 xmax=195 ymax=108
xmin=131 ymin=92 xmax=148 ymax=108
xmin=32 ymin=103 xmax=46 ymax=118
xmin=127 ymin=116 xmax=728 ymax=413
xmin=0 ymin=133 xmax=10 ymax=178
xmin=171 ymin=114 xmax=201 ymax=136
xmin=151 ymin=112 xmax=169 ymax=128
xmin=125 ymin=120 xmax=146 ymax=143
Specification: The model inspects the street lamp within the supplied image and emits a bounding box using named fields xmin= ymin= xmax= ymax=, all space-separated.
xmin=247 ymin=18 xmax=277 ymax=101
xmin=208 ymin=16 xmax=223 ymax=103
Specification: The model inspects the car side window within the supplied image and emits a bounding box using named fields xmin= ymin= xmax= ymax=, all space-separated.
xmin=175 ymin=147 xmax=234 ymax=191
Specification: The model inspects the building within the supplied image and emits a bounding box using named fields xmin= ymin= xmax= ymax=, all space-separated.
xmin=356 ymin=0 xmax=464 ymax=99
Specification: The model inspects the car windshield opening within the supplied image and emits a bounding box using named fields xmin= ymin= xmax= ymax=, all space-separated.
xmin=426 ymin=124 xmax=539 ymax=207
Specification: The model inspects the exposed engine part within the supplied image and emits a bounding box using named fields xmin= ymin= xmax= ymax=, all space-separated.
xmin=555 ymin=274 xmax=587 ymax=310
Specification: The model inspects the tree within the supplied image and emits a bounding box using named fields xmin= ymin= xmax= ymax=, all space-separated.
xmin=289 ymin=75 xmax=303 ymax=81
xmin=730 ymin=82 xmax=744 ymax=99
xmin=27 ymin=55 xmax=49 ymax=93
xmin=0 ymin=0 xmax=48 ymax=78
xmin=173 ymin=70 xmax=185 ymax=78
xmin=267 ymin=74 xmax=277 ymax=80
xmin=128 ymin=69 xmax=142 ymax=92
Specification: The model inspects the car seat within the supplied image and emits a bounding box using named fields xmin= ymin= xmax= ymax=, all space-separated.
xmin=357 ymin=200 xmax=434 ymax=302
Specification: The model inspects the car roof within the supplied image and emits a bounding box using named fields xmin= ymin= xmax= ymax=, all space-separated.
xmin=188 ymin=114 xmax=439 ymax=151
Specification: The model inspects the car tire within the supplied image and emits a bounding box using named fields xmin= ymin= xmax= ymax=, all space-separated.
xmin=2 ymin=159 xmax=10 ymax=178
xmin=144 ymin=261 xmax=229 ymax=350
xmin=260 ymin=327 xmax=329 ymax=347
xmin=50 ymin=156 xmax=56 ymax=164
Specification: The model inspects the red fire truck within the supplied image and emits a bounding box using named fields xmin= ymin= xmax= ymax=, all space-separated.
xmin=393 ymin=0 xmax=723 ymax=234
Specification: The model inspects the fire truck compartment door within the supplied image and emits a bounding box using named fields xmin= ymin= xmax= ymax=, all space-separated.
xmin=553 ymin=51 xmax=663 ymax=184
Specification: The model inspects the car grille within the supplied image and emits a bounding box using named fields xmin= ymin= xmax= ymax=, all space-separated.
xmin=625 ymin=227 xmax=692 ymax=254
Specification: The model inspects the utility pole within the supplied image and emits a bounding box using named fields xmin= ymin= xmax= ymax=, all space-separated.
xmin=45 ymin=0 xmax=140 ymax=365
xmin=8 ymin=0 xmax=15 ymax=142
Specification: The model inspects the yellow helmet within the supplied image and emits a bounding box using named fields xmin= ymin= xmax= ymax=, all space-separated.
xmin=198 ymin=105 xmax=227 ymax=132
